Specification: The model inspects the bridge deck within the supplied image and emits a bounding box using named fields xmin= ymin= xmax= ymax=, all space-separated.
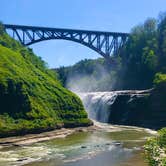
xmin=4 ymin=24 xmax=129 ymax=36
xmin=3 ymin=24 xmax=129 ymax=58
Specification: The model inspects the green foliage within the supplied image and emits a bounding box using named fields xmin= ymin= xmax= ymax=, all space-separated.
xmin=0 ymin=28 xmax=91 ymax=137
xmin=0 ymin=22 xmax=5 ymax=35
xmin=121 ymin=18 xmax=158 ymax=89
xmin=158 ymin=128 xmax=166 ymax=148
xmin=142 ymin=49 xmax=158 ymax=71
xmin=158 ymin=12 xmax=166 ymax=72
xmin=154 ymin=73 xmax=166 ymax=86
xmin=144 ymin=128 xmax=166 ymax=166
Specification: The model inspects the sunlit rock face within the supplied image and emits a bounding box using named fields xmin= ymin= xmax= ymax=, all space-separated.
xmin=78 ymin=90 xmax=166 ymax=129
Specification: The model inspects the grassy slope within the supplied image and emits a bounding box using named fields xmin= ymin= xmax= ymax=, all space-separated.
xmin=0 ymin=28 xmax=92 ymax=137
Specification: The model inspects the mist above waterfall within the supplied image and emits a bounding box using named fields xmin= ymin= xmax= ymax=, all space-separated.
xmin=64 ymin=58 xmax=119 ymax=93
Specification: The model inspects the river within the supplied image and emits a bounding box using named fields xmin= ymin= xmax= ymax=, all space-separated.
xmin=0 ymin=91 xmax=156 ymax=166
xmin=0 ymin=122 xmax=155 ymax=166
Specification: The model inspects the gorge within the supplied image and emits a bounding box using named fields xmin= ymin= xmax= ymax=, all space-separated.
xmin=1 ymin=10 xmax=166 ymax=166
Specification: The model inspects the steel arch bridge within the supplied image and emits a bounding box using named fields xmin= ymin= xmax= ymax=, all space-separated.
xmin=3 ymin=24 xmax=129 ymax=59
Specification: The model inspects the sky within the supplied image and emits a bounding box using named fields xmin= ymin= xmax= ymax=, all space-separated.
xmin=1 ymin=0 xmax=166 ymax=68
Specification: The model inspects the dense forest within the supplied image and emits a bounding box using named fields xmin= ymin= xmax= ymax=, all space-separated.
xmin=0 ymin=23 xmax=92 ymax=137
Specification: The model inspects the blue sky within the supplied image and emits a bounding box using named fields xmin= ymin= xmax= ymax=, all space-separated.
xmin=1 ymin=0 xmax=166 ymax=68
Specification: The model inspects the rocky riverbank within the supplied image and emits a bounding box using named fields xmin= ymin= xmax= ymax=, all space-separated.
xmin=0 ymin=121 xmax=156 ymax=148
xmin=0 ymin=125 xmax=97 ymax=147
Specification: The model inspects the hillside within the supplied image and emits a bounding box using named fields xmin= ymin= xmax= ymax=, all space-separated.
xmin=0 ymin=24 xmax=92 ymax=137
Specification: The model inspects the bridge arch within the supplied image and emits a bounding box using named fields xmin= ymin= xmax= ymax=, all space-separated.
xmin=4 ymin=24 xmax=129 ymax=59
xmin=26 ymin=36 xmax=107 ymax=58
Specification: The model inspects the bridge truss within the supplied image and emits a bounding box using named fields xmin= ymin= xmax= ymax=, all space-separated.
xmin=4 ymin=24 xmax=129 ymax=59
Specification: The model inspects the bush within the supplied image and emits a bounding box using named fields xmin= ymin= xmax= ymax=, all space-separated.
xmin=144 ymin=128 xmax=166 ymax=166
xmin=154 ymin=73 xmax=166 ymax=86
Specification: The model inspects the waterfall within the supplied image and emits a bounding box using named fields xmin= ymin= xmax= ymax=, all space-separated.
xmin=78 ymin=90 xmax=150 ymax=123
xmin=79 ymin=92 xmax=118 ymax=122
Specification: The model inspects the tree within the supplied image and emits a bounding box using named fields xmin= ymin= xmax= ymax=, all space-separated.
xmin=158 ymin=12 xmax=166 ymax=72
xmin=0 ymin=22 xmax=5 ymax=35
xmin=121 ymin=18 xmax=158 ymax=89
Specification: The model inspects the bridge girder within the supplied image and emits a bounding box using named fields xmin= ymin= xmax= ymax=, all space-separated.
xmin=3 ymin=24 xmax=129 ymax=58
